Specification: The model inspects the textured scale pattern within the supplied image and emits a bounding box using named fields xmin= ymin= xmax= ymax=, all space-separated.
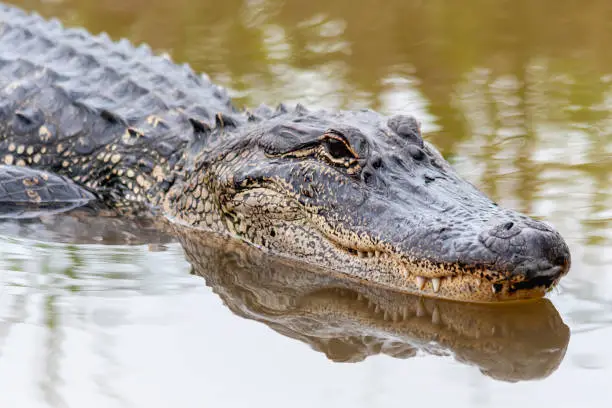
xmin=0 ymin=3 xmax=234 ymax=204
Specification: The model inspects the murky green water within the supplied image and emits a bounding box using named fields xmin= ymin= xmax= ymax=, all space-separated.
xmin=0 ymin=0 xmax=611 ymax=406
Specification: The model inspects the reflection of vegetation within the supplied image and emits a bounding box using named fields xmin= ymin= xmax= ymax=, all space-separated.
xmin=11 ymin=0 xmax=610 ymax=200
xmin=10 ymin=2 xmax=612 ymax=128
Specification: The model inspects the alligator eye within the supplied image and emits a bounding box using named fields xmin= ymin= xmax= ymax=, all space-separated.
xmin=322 ymin=134 xmax=357 ymax=160
xmin=325 ymin=138 xmax=351 ymax=158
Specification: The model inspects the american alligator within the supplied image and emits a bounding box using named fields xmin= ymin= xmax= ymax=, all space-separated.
xmin=0 ymin=3 xmax=571 ymax=302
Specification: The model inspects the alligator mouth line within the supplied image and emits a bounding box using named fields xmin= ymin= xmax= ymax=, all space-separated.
xmin=328 ymin=238 xmax=560 ymax=301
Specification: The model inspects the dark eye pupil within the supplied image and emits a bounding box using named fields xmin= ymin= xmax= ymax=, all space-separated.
xmin=325 ymin=138 xmax=352 ymax=159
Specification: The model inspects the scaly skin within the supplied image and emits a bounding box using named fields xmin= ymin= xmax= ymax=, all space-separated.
xmin=0 ymin=3 xmax=571 ymax=302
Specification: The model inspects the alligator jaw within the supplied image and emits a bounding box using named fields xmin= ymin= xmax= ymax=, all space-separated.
xmin=170 ymin=185 xmax=568 ymax=303
xmin=342 ymin=244 xmax=569 ymax=302
xmin=266 ymin=196 xmax=570 ymax=302
xmin=304 ymin=239 xmax=565 ymax=303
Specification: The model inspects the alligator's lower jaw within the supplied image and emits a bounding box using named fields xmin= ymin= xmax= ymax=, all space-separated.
xmin=331 ymin=246 xmax=558 ymax=302
xmin=399 ymin=273 xmax=555 ymax=303
xmin=330 ymin=242 xmax=565 ymax=302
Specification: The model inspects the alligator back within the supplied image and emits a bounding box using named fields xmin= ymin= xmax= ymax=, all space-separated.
xmin=0 ymin=4 xmax=234 ymax=204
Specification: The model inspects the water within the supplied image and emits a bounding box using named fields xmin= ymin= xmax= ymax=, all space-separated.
xmin=0 ymin=0 xmax=610 ymax=406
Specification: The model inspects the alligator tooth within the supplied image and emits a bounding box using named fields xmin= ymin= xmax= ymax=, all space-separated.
xmin=491 ymin=284 xmax=498 ymax=294
xmin=416 ymin=301 xmax=426 ymax=317
xmin=432 ymin=306 xmax=441 ymax=324
xmin=368 ymin=251 xmax=375 ymax=258
xmin=432 ymin=278 xmax=441 ymax=293
xmin=358 ymin=251 xmax=366 ymax=258
xmin=416 ymin=276 xmax=426 ymax=290
xmin=375 ymin=250 xmax=381 ymax=257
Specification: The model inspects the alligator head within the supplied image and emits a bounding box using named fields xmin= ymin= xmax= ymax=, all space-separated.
xmin=165 ymin=107 xmax=571 ymax=302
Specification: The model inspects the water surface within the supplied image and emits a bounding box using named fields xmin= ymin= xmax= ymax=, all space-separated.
xmin=0 ymin=0 xmax=611 ymax=407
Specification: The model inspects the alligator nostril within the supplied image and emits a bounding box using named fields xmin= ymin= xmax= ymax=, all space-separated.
xmin=553 ymin=255 xmax=569 ymax=267
xmin=481 ymin=220 xmax=523 ymax=241
xmin=371 ymin=156 xmax=383 ymax=169
xmin=407 ymin=145 xmax=425 ymax=161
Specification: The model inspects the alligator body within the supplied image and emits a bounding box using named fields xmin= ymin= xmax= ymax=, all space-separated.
xmin=0 ymin=3 xmax=571 ymax=302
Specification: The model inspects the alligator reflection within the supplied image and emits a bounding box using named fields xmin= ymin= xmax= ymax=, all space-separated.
xmin=0 ymin=211 xmax=571 ymax=383
xmin=0 ymin=208 xmax=174 ymax=245
xmin=177 ymin=227 xmax=570 ymax=382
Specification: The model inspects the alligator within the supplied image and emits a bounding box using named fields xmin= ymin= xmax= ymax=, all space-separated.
xmin=0 ymin=3 xmax=571 ymax=302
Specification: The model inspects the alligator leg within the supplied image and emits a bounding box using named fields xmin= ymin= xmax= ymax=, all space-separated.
xmin=0 ymin=165 xmax=97 ymax=218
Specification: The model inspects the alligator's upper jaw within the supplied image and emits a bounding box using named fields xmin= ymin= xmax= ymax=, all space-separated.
xmin=363 ymin=208 xmax=572 ymax=302
xmin=315 ymin=190 xmax=572 ymax=302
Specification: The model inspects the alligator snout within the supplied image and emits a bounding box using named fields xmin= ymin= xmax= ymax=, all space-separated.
xmin=480 ymin=219 xmax=571 ymax=285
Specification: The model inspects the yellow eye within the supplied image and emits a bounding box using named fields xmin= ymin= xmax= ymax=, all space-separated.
xmin=321 ymin=132 xmax=358 ymax=160
xmin=325 ymin=138 xmax=353 ymax=159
